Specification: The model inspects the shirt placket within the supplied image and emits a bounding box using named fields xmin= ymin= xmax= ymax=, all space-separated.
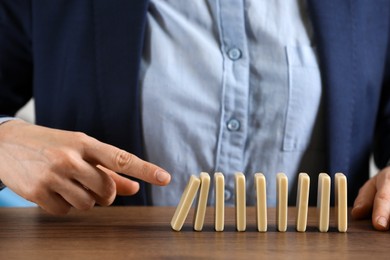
xmin=215 ymin=0 xmax=249 ymax=203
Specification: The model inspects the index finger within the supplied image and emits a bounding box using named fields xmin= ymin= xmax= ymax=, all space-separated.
xmin=83 ymin=137 xmax=171 ymax=186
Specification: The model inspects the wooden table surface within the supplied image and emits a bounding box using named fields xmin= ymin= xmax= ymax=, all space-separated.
xmin=0 ymin=206 xmax=387 ymax=259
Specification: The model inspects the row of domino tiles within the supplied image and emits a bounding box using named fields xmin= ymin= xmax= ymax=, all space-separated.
xmin=171 ymin=172 xmax=348 ymax=233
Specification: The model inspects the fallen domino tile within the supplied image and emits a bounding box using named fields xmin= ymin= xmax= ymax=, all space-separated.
xmin=193 ymin=172 xmax=211 ymax=231
xmin=255 ymin=173 xmax=267 ymax=232
xmin=276 ymin=173 xmax=288 ymax=232
xmin=235 ymin=172 xmax=246 ymax=232
xmin=214 ymin=172 xmax=225 ymax=232
xmin=317 ymin=173 xmax=331 ymax=232
xmin=171 ymin=175 xmax=201 ymax=231
xmin=335 ymin=173 xmax=348 ymax=232
xmin=296 ymin=173 xmax=310 ymax=232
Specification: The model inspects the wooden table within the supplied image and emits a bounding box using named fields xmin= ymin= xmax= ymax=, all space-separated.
xmin=0 ymin=206 xmax=387 ymax=259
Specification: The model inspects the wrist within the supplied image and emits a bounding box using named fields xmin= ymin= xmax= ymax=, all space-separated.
xmin=0 ymin=117 xmax=18 ymax=190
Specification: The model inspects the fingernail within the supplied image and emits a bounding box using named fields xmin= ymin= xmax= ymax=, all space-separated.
xmin=377 ymin=216 xmax=388 ymax=229
xmin=156 ymin=170 xmax=171 ymax=183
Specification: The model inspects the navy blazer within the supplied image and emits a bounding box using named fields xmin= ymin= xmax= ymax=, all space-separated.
xmin=0 ymin=0 xmax=389 ymax=205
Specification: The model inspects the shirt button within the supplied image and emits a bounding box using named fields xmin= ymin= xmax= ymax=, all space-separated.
xmin=227 ymin=118 xmax=240 ymax=131
xmin=227 ymin=47 xmax=242 ymax=60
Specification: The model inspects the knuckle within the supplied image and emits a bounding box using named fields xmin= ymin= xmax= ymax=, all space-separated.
xmin=357 ymin=185 xmax=367 ymax=196
xmin=24 ymin=185 xmax=44 ymax=203
xmin=43 ymin=148 xmax=72 ymax=168
xmin=72 ymin=132 xmax=91 ymax=148
xmin=28 ymin=186 xmax=43 ymax=201
xmin=139 ymin=162 xmax=152 ymax=180
xmin=104 ymin=179 xmax=116 ymax=197
xmin=99 ymin=180 xmax=116 ymax=206
xmin=41 ymin=146 xmax=63 ymax=161
xmin=77 ymin=198 xmax=95 ymax=211
xmin=44 ymin=151 xmax=81 ymax=175
xmin=114 ymin=150 xmax=135 ymax=171
xmin=376 ymin=192 xmax=390 ymax=203
xmin=25 ymin=172 xmax=56 ymax=201
xmin=358 ymin=178 xmax=375 ymax=195
xmin=72 ymin=131 xmax=89 ymax=141
xmin=98 ymin=197 xmax=114 ymax=207
xmin=51 ymin=206 xmax=71 ymax=216
xmin=39 ymin=131 xmax=92 ymax=170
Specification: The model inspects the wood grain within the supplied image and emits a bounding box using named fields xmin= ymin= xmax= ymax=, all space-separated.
xmin=0 ymin=207 xmax=386 ymax=259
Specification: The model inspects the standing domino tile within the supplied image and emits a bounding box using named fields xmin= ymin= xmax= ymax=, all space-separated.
xmin=214 ymin=172 xmax=225 ymax=232
xmin=171 ymin=175 xmax=201 ymax=231
xmin=255 ymin=173 xmax=267 ymax=232
xmin=295 ymin=173 xmax=310 ymax=232
xmin=317 ymin=173 xmax=331 ymax=232
xmin=193 ymin=172 xmax=211 ymax=231
xmin=335 ymin=173 xmax=348 ymax=232
xmin=235 ymin=172 xmax=246 ymax=232
xmin=276 ymin=173 xmax=288 ymax=232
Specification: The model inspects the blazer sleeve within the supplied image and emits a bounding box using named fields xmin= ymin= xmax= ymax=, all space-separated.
xmin=0 ymin=0 xmax=33 ymax=117
xmin=374 ymin=28 xmax=390 ymax=169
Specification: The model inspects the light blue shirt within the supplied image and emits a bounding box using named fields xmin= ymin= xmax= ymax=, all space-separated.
xmin=141 ymin=0 xmax=324 ymax=206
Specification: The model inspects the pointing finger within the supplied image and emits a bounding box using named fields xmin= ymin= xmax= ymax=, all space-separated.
xmin=83 ymin=137 xmax=171 ymax=186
